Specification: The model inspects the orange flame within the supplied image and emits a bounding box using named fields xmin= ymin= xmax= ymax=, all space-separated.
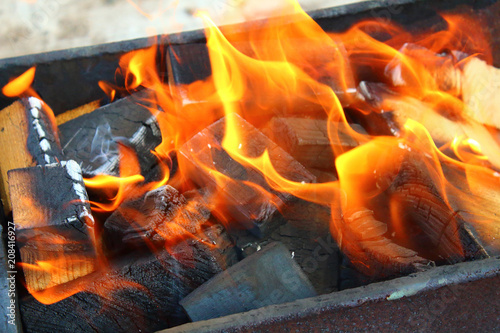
xmin=2 ymin=67 xmax=36 ymax=97
xmin=22 ymin=0 xmax=500 ymax=305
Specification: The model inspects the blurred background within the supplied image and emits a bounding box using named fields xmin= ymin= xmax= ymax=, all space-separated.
xmin=0 ymin=0 xmax=365 ymax=59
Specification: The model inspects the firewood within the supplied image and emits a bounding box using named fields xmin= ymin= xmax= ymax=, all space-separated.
xmin=102 ymin=185 xmax=211 ymax=257
xmin=58 ymin=90 xmax=161 ymax=177
xmin=55 ymin=100 xmax=101 ymax=126
xmin=263 ymin=117 xmax=366 ymax=169
xmin=358 ymin=81 xmax=500 ymax=170
xmin=442 ymin=161 xmax=500 ymax=256
xmin=179 ymin=242 xmax=316 ymax=322
xmin=461 ymin=58 xmax=500 ymax=129
xmin=234 ymin=199 xmax=339 ymax=294
xmin=0 ymin=97 xmax=62 ymax=212
xmin=385 ymin=45 xmax=500 ymax=129
xmin=178 ymin=113 xmax=316 ymax=238
xmin=20 ymin=224 xmax=237 ymax=333
xmin=8 ymin=161 xmax=96 ymax=292
xmin=0 ymin=226 xmax=23 ymax=332
xmin=352 ymin=82 xmax=402 ymax=136
xmin=337 ymin=209 xmax=432 ymax=278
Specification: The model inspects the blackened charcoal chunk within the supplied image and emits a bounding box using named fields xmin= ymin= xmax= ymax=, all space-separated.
xmin=21 ymin=224 xmax=238 ymax=333
xmin=58 ymin=90 xmax=162 ymax=177
xmin=102 ymin=185 xmax=210 ymax=256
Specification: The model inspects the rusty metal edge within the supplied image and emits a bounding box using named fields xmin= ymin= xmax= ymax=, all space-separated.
xmin=161 ymin=256 xmax=500 ymax=333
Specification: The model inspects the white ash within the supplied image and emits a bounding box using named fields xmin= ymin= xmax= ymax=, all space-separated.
xmin=28 ymin=97 xmax=42 ymax=109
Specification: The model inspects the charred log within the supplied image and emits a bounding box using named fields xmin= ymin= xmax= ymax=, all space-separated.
xmin=178 ymin=113 xmax=316 ymax=238
xmin=0 ymin=97 xmax=62 ymax=212
xmin=263 ymin=117 xmax=366 ymax=169
xmin=338 ymin=209 xmax=432 ymax=279
xmin=8 ymin=161 xmax=96 ymax=292
xmin=102 ymin=185 xmax=210 ymax=257
xmin=20 ymin=224 xmax=237 ymax=333
xmin=179 ymin=242 xmax=316 ymax=322
xmin=58 ymin=90 xmax=161 ymax=177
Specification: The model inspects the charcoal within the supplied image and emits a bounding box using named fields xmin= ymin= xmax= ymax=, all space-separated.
xmin=235 ymin=199 xmax=339 ymax=294
xmin=178 ymin=113 xmax=316 ymax=238
xmin=102 ymin=185 xmax=210 ymax=257
xmin=180 ymin=242 xmax=316 ymax=321
xmin=58 ymin=90 xmax=161 ymax=177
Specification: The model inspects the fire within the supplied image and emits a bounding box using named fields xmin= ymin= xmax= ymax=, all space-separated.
xmin=2 ymin=67 xmax=36 ymax=97
xmin=7 ymin=0 xmax=500 ymax=305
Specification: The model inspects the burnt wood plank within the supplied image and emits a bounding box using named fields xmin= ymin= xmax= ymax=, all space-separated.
xmin=180 ymin=242 xmax=316 ymax=322
xmin=102 ymin=185 xmax=210 ymax=257
xmin=0 ymin=97 xmax=62 ymax=213
xmin=55 ymin=100 xmax=101 ymax=126
xmin=58 ymin=90 xmax=162 ymax=177
xmin=337 ymin=209 xmax=432 ymax=279
xmin=20 ymin=224 xmax=237 ymax=333
xmin=264 ymin=117 xmax=366 ymax=169
xmin=178 ymin=113 xmax=316 ymax=237
xmin=235 ymin=199 xmax=339 ymax=294
xmin=8 ymin=161 xmax=96 ymax=292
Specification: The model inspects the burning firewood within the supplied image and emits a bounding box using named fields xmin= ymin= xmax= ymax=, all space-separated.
xmin=102 ymin=185 xmax=211 ymax=257
xmin=178 ymin=113 xmax=316 ymax=237
xmin=263 ymin=117 xmax=367 ymax=169
xmin=166 ymin=41 xmax=356 ymax=118
xmin=358 ymin=81 xmax=500 ymax=170
xmin=0 ymin=98 xmax=62 ymax=212
xmin=55 ymin=100 xmax=101 ymax=126
xmin=179 ymin=242 xmax=316 ymax=322
xmin=234 ymin=199 xmax=339 ymax=294
xmin=2 ymin=97 xmax=97 ymax=293
xmin=58 ymin=90 xmax=161 ymax=177
xmin=20 ymin=224 xmax=237 ymax=333
xmin=337 ymin=208 xmax=432 ymax=278
xmin=386 ymin=44 xmax=500 ymax=130
xmin=460 ymin=57 xmax=500 ymax=129
xmin=8 ymin=161 xmax=96 ymax=293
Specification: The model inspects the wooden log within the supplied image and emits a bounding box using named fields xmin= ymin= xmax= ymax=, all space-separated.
xmin=20 ymin=224 xmax=237 ymax=333
xmin=461 ymin=58 xmax=500 ymax=129
xmin=178 ymin=113 xmax=316 ymax=237
xmin=442 ymin=161 xmax=500 ymax=256
xmin=385 ymin=44 xmax=500 ymax=129
xmin=0 ymin=97 xmax=62 ymax=212
xmin=263 ymin=117 xmax=367 ymax=169
xmin=337 ymin=209 xmax=432 ymax=279
xmin=8 ymin=161 xmax=96 ymax=292
xmin=180 ymin=242 xmax=316 ymax=322
xmin=371 ymin=153 xmax=490 ymax=264
xmin=58 ymin=90 xmax=161 ymax=177
xmin=55 ymin=100 xmax=101 ymax=126
xmin=0 ymin=226 xmax=23 ymax=332
xmin=358 ymin=80 xmax=500 ymax=170
xmin=102 ymin=185 xmax=210 ymax=257
xmin=234 ymin=199 xmax=339 ymax=294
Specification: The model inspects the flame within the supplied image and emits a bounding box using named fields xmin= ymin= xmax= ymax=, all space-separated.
xmin=2 ymin=67 xmax=36 ymax=97
xmin=16 ymin=0 xmax=500 ymax=305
